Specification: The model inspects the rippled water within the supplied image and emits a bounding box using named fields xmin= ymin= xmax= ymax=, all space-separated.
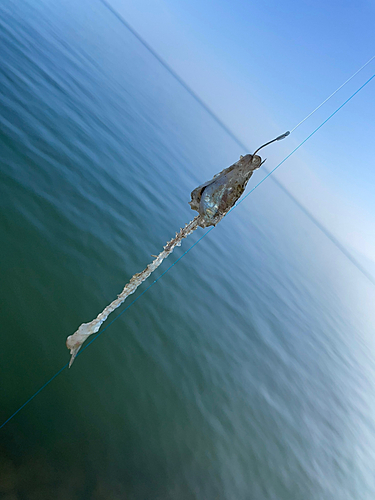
xmin=1 ymin=1 xmax=375 ymax=499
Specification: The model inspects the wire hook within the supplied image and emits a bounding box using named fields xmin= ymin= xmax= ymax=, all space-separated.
xmin=253 ymin=131 xmax=290 ymax=156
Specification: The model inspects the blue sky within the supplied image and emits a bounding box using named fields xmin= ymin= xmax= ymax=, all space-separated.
xmin=108 ymin=0 xmax=375 ymax=261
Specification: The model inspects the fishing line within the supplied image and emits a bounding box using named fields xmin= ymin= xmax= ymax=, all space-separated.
xmin=1 ymin=72 xmax=374 ymax=430
xmin=290 ymin=55 xmax=375 ymax=133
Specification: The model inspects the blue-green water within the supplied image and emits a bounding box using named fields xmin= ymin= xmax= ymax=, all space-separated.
xmin=1 ymin=1 xmax=375 ymax=498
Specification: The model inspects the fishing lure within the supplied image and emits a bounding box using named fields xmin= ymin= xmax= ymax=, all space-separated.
xmin=66 ymin=131 xmax=289 ymax=366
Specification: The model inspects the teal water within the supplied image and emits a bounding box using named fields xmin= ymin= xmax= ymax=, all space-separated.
xmin=1 ymin=1 xmax=375 ymax=498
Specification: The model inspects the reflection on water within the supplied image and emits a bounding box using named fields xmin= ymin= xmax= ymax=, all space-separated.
xmin=1 ymin=0 xmax=375 ymax=499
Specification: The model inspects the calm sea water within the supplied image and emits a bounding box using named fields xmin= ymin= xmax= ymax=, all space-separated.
xmin=1 ymin=1 xmax=375 ymax=499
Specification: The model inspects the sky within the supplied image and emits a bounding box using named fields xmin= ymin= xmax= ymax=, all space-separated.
xmin=104 ymin=0 xmax=375 ymax=263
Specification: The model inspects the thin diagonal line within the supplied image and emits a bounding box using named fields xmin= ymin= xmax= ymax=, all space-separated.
xmin=1 ymin=72 xmax=374 ymax=430
xmin=0 ymin=363 xmax=69 ymax=430
xmin=290 ymin=55 xmax=375 ymax=132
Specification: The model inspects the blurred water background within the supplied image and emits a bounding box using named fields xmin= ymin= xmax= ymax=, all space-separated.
xmin=1 ymin=0 xmax=375 ymax=499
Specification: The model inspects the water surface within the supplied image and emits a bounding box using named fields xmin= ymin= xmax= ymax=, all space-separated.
xmin=1 ymin=1 xmax=375 ymax=499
